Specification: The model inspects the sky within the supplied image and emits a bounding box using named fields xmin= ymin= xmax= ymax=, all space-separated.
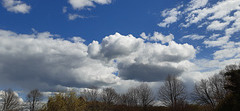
xmin=0 ymin=0 xmax=240 ymax=98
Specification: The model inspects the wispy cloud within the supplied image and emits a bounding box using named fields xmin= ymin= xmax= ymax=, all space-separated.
xmin=182 ymin=34 xmax=205 ymax=40
xmin=68 ymin=13 xmax=89 ymax=20
xmin=158 ymin=6 xmax=182 ymax=27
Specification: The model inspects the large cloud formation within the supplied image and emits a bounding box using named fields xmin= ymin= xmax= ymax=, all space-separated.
xmin=0 ymin=29 xmax=196 ymax=91
xmin=88 ymin=33 xmax=196 ymax=81
xmin=0 ymin=29 xmax=118 ymax=91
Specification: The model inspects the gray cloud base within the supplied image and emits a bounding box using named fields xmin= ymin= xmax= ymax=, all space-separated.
xmin=118 ymin=63 xmax=184 ymax=82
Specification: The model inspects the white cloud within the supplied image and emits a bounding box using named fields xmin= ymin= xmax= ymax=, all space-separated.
xmin=212 ymin=41 xmax=240 ymax=60
xmin=0 ymin=29 xmax=119 ymax=91
xmin=88 ymin=33 xmax=196 ymax=82
xmin=185 ymin=0 xmax=240 ymax=27
xmin=88 ymin=41 xmax=102 ymax=59
xmin=140 ymin=32 xmax=174 ymax=44
xmin=197 ymin=22 xmax=209 ymax=28
xmin=225 ymin=11 xmax=240 ymax=36
xmin=203 ymin=36 xmax=229 ymax=47
xmin=157 ymin=0 xmax=240 ymax=92
xmin=207 ymin=20 xmax=229 ymax=31
xmin=68 ymin=0 xmax=94 ymax=10
xmin=63 ymin=6 xmax=67 ymax=13
xmin=158 ymin=8 xmax=181 ymax=27
xmin=182 ymin=34 xmax=205 ymax=40
xmin=186 ymin=0 xmax=208 ymax=11
xmin=0 ymin=29 xmax=197 ymax=91
xmin=89 ymin=33 xmax=144 ymax=60
xmin=140 ymin=32 xmax=149 ymax=40
xmin=94 ymin=0 xmax=112 ymax=4
xmin=71 ymin=36 xmax=86 ymax=43
xmin=209 ymin=34 xmax=220 ymax=40
xmin=68 ymin=13 xmax=88 ymax=20
xmin=159 ymin=0 xmax=240 ymax=39
xmin=68 ymin=0 xmax=112 ymax=10
xmin=193 ymin=58 xmax=240 ymax=75
xmin=2 ymin=0 xmax=31 ymax=14
xmin=150 ymin=32 xmax=174 ymax=43
xmin=214 ymin=47 xmax=240 ymax=60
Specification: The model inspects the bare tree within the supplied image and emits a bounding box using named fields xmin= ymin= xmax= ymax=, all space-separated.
xmin=158 ymin=74 xmax=186 ymax=110
xmin=101 ymin=87 xmax=118 ymax=105
xmin=81 ymin=87 xmax=99 ymax=102
xmin=192 ymin=79 xmax=215 ymax=108
xmin=116 ymin=86 xmax=142 ymax=107
xmin=1 ymin=89 xmax=20 ymax=111
xmin=136 ymin=83 xmax=155 ymax=110
xmin=26 ymin=89 xmax=43 ymax=111
xmin=209 ymin=74 xmax=227 ymax=102
xmin=192 ymin=74 xmax=227 ymax=109
xmin=117 ymin=93 xmax=128 ymax=105
xmin=126 ymin=87 xmax=138 ymax=106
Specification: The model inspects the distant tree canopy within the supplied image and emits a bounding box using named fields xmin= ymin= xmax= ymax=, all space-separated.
xmin=215 ymin=64 xmax=240 ymax=111
xmin=41 ymin=91 xmax=87 ymax=111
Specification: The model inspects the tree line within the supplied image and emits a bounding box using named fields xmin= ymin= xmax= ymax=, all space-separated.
xmin=0 ymin=89 xmax=43 ymax=111
xmin=0 ymin=63 xmax=240 ymax=111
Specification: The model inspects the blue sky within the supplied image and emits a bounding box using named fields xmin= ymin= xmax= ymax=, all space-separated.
xmin=0 ymin=0 xmax=180 ymax=43
xmin=0 ymin=0 xmax=240 ymax=97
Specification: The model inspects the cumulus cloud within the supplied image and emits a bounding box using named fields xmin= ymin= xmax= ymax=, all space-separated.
xmin=150 ymin=32 xmax=174 ymax=43
xmin=71 ymin=36 xmax=86 ymax=43
xmin=0 ymin=29 xmax=119 ymax=91
xmin=68 ymin=0 xmax=112 ymax=10
xmin=118 ymin=62 xmax=186 ymax=82
xmin=89 ymin=33 xmax=144 ymax=60
xmin=0 ymin=29 xmax=197 ymax=91
xmin=2 ymin=0 xmax=31 ymax=14
xmin=88 ymin=33 xmax=196 ymax=82
xmin=182 ymin=34 xmax=205 ymax=40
